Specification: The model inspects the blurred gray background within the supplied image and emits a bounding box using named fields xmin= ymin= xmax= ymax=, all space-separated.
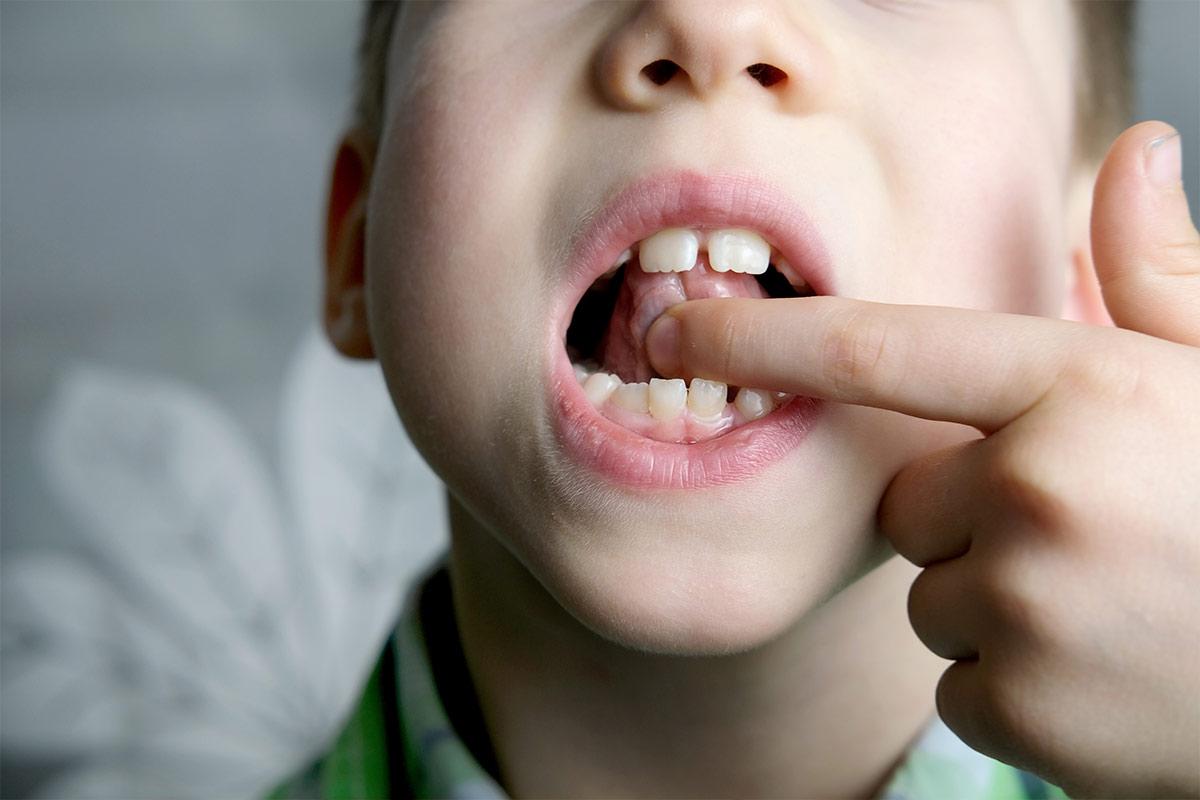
xmin=2 ymin=0 xmax=1199 ymax=557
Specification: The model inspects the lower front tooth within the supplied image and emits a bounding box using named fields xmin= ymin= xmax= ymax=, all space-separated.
xmin=687 ymin=378 xmax=727 ymax=420
xmin=611 ymin=381 xmax=650 ymax=413
xmin=584 ymin=372 xmax=621 ymax=406
xmin=573 ymin=363 xmax=589 ymax=384
xmin=648 ymin=377 xmax=687 ymax=420
xmin=735 ymin=387 xmax=775 ymax=421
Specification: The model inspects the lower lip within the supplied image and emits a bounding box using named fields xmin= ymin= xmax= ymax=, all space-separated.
xmin=550 ymin=350 xmax=823 ymax=490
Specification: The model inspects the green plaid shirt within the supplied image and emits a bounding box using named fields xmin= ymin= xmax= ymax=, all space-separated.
xmin=274 ymin=569 xmax=1069 ymax=800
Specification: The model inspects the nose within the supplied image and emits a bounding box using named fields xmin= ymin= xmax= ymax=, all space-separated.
xmin=594 ymin=0 xmax=820 ymax=113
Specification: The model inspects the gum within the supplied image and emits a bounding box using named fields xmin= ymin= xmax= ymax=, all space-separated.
xmin=596 ymin=395 xmax=757 ymax=444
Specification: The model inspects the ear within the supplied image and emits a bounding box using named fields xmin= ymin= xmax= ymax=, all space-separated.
xmin=1060 ymin=163 xmax=1114 ymax=326
xmin=323 ymin=128 xmax=377 ymax=359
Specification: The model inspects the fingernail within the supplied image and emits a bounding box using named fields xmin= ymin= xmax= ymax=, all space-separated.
xmin=645 ymin=314 xmax=680 ymax=374
xmin=1145 ymin=132 xmax=1181 ymax=188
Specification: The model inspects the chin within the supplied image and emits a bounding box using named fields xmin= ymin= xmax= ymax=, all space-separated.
xmin=514 ymin=492 xmax=891 ymax=657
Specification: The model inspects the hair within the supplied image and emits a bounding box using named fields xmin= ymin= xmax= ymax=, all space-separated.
xmin=353 ymin=1 xmax=1135 ymax=165
xmin=355 ymin=0 xmax=401 ymax=141
xmin=1073 ymin=1 xmax=1136 ymax=162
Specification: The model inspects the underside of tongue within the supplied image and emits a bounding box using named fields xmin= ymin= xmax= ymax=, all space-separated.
xmin=597 ymin=255 xmax=767 ymax=383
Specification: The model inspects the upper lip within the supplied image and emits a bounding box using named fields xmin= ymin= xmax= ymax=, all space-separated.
xmin=551 ymin=170 xmax=835 ymax=343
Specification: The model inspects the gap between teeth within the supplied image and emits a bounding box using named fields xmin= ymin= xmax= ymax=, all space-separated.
xmin=574 ymin=362 xmax=788 ymax=427
xmin=605 ymin=227 xmax=804 ymax=289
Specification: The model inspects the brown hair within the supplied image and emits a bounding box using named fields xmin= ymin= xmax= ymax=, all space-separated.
xmin=353 ymin=1 xmax=1134 ymax=164
xmin=1073 ymin=1 xmax=1136 ymax=162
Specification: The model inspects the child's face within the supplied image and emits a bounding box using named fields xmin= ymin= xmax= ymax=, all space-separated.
xmin=362 ymin=1 xmax=1083 ymax=654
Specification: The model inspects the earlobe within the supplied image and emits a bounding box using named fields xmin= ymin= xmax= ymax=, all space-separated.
xmin=323 ymin=130 xmax=377 ymax=360
xmin=1060 ymin=167 xmax=1114 ymax=327
xmin=1062 ymin=242 xmax=1113 ymax=326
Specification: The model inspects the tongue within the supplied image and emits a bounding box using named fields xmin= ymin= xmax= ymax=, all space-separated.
xmin=597 ymin=255 xmax=768 ymax=383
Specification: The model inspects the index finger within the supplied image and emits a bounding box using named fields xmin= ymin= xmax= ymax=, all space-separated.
xmin=645 ymin=296 xmax=1096 ymax=432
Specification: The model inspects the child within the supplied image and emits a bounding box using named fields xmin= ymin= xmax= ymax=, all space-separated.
xmin=308 ymin=1 xmax=1200 ymax=797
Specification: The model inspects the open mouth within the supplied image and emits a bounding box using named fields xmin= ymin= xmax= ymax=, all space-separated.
xmin=549 ymin=171 xmax=829 ymax=489
xmin=565 ymin=227 xmax=817 ymax=445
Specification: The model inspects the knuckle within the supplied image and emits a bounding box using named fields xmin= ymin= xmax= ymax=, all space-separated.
xmin=906 ymin=569 xmax=937 ymax=636
xmin=1155 ymin=238 xmax=1200 ymax=276
xmin=822 ymin=307 xmax=899 ymax=400
xmin=933 ymin=664 xmax=966 ymax=727
xmin=973 ymin=670 xmax=1034 ymax=751
xmin=1057 ymin=341 xmax=1147 ymax=408
xmin=977 ymin=561 xmax=1045 ymax=642
xmin=938 ymin=660 xmax=1031 ymax=756
xmin=975 ymin=553 xmax=1069 ymax=650
xmin=933 ymin=666 xmax=964 ymax=730
xmin=906 ymin=568 xmax=958 ymax=657
xmin=711 ymin=307 xmax=739 ymax=381
xmin=986 ymin=442 xmax=1070 ymax=533
xmin=711 ymin=304 xmax=755 ymax=383
xmin=878 ymin=462 xmax=926 ymax=559
xmin=935 ymin=662 xmax=1030 ymax=760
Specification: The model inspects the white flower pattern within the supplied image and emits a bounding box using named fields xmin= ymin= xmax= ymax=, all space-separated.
xmin=1 ymin=330 xmax=448 ymax=798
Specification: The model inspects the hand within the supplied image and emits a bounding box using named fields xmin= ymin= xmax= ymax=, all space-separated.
xmin=646 ymin=121 xmax=1200 ymax=798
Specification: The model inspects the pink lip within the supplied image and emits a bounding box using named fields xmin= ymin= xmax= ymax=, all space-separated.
xmin=547 ymin=171 xmax=832 ymax=490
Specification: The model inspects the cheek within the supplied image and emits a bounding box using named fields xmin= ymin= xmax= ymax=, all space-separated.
xmin=907 ymin=135 xmax=1066 ymax=317
xmin=365 ymin=81 xmax=553 ymax=471
xmin=856 ymin=30 xmax=1072 ymax=316
xmin=367 ymin=15 xmax=586 ymax=361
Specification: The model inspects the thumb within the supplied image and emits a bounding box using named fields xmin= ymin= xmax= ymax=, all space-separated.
xmin=1091 ymin=120 xmax=1200 ymax=346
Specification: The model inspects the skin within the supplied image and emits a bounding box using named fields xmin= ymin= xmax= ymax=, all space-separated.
xmin=645 ymin=122 xmax=1200 ymax=798
xmin=323 ymin=1 xmax=1198 ymax=796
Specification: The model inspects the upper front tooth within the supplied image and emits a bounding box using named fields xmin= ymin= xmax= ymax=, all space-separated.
xmin=601 ymin=247 xmax=633 ymax=280
xmin=639 ymin=228 xmax=699 ymax=273
xmin=708 ymin=229 xmax=769 ymax=274
xmin=772 ymin=255 xmax=808 ymax=291
xmin=648 ymin=377 xmax=687 ymax=420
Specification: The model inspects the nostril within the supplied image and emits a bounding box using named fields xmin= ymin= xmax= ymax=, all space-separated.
xmin=746 ymin=63 xmax=787 ymax=88
xmin=641 ymin=59 xmax=682 ymax=86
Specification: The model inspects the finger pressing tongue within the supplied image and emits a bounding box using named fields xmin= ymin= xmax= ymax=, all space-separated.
xmin=597 ymin=255 xmax=768 ymax=382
